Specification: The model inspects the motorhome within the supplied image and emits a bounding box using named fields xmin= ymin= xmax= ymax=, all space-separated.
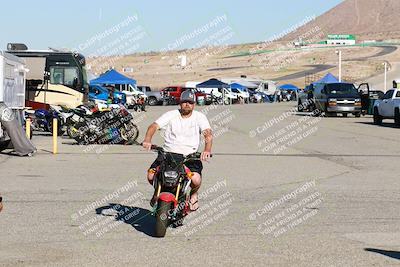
xmin=7 ymin=43 xmax=88 ymax=109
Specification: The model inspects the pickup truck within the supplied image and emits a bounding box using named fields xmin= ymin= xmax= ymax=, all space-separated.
xmin=137 ymin=85 xmax=162 ymax=106
xmin=373 ymin=88 xmax=400 ymax=125
xmin=161 ymin=86 xmax=211 ymax=105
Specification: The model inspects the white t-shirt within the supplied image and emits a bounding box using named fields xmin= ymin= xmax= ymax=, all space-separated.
xmin=155 ymin=110 xmax=211 ymax=156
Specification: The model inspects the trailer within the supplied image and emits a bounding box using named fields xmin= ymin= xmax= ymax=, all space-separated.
xmin=0 ymin=51 xmax=36 ymax=155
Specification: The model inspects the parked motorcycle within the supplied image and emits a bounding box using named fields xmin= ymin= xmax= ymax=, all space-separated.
xmin=148 ymin=144 xmax=211 ymax=237
xmin=66 ymin=105 xmax=139 ymax=145
xmin=132 ymin=95 xmax=146 ymax=112
xmin=27 ymin=107 xmax=65 ymax=136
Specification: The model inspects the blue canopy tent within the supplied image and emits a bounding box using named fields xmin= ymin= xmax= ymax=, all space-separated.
xmin=196 ymin=79 xmax=231 ymax=104
xmin=196 ymin=78 xmax=229 ymax=89
xmin=313 ymin=73 xmax=339 ymax=85
xmin=90 ymin=69 xmax=136 ymax=86
xmin=279 ymin=84 xmax=299 ymax=91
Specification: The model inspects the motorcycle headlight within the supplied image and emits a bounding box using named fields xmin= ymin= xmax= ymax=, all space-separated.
xmin=164 ymin=171 xmax=178 ymax=178
xmin=118 ymin=95 xmax=123 ymax=99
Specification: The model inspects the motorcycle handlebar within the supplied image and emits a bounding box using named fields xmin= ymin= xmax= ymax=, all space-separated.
xmin=140 ymin=143 xmax=212 ymax=158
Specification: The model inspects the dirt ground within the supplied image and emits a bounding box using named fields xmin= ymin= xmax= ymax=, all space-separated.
xmin=87 ymin=42 xmax=400 ymax=90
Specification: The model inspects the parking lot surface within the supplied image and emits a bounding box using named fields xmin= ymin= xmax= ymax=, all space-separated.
xmin=1 ymin=102 xmax=399 ymax=266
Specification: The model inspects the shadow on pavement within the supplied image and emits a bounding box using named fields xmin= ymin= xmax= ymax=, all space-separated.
xmin=96 ymin=203 xmax=156 ymax=237
xmin=365 ymin=248 xmax=400 ymax=260
xmin=356 ymin=121 xmax=400 ymax=129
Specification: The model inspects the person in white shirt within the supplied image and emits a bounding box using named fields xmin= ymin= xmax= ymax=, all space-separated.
xmin=142 ymin=90 xmax=213 ymax=211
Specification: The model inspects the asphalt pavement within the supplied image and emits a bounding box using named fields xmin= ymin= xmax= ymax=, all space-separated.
xmin=1 ymin=102 xmax=399 ymax=266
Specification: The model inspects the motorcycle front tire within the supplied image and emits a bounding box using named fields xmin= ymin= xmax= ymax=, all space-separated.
xmin=155 ymin=200 xmax=172 ymax=237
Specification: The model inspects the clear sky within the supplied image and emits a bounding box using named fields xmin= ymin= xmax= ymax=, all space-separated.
xmin=0 ymin=0 xmax=343 ymax=55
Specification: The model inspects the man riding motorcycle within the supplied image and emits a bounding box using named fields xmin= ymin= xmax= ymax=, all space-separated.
xmin=142 ymin=90 xmax=213 ymax=211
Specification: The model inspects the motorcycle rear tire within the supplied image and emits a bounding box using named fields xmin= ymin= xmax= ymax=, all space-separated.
xmin=120 ymin=122 xmax=139 ymax=144
xmin=155 ymin=200 xmax=172 ymax=237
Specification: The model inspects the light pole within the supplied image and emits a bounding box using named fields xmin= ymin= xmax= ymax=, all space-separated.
xmin=336 ymin=50 xmax=342 ymax=82
xmin=383 ymin=62 xmax=388 ymax=92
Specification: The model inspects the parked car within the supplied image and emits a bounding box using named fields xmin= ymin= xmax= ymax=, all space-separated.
xmin=298 ymin=82 xmax=363 ymax=117
xmin=89 ymin=85 xmax=126 ymax=105
xmin=137 ymin=85 xmax=163 ymax=106
xmin=373 ymin=88 xmax=400 ymax=125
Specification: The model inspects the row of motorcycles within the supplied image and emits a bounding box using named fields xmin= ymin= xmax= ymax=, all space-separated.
xmin=26 ymin=103 xmax=139 ymax=145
